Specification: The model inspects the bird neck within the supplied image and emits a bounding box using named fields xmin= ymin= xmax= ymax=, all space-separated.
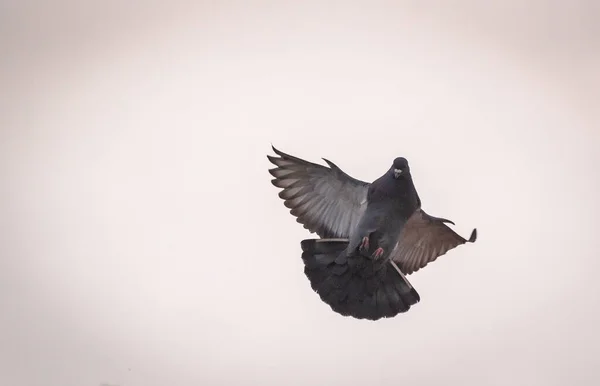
xmin=368 ymin=174 xmax=416 ymax=202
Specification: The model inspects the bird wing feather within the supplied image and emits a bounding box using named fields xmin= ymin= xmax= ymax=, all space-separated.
xmin=267 ymin=145 xmax=370 ymax=239
xmin=390 ymin=209 xmax=477 ymax=275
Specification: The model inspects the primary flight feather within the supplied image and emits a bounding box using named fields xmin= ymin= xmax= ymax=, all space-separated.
xmin=268 ymin=145 xmax=477 ymax=320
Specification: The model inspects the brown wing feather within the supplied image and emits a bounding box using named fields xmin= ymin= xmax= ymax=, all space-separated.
xmin=390 ymin=209 xmax=477 ymax=275
xmin=267 ymin=145 xmax=370 ymax=239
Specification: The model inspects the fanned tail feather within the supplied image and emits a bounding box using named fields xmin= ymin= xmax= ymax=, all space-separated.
xmin=300 ymin=239 xmax=420 ymax=320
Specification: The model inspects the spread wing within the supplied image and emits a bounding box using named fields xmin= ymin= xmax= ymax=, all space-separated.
xmin=267 ymin=145 xmax=370 ymax=239
xmin=390 ymin=209 xmax=477 ymax=275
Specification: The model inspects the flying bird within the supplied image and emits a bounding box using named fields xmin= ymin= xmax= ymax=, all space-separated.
xmin=267 ymin=145 xmax=477 ymax=320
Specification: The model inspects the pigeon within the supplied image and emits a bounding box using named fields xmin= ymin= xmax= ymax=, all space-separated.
xmin=267 ymin=145 xmax=477 ymax=320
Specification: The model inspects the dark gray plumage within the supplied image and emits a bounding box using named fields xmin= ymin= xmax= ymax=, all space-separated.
xmin=268 ymin=145 xmax=477 ymax=320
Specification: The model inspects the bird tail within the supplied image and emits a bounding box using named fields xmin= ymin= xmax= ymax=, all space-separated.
xmin=300 ymin=238 xmax=420 ymax=320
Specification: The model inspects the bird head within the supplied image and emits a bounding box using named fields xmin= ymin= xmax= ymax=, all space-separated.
xmin=392 ymin=157 xmax=409 ymax=179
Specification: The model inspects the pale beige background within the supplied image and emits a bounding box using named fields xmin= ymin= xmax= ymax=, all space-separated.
xmin=1 ymin=1 xmax=599 ymax=386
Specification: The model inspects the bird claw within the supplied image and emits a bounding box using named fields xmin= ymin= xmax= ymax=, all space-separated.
xmin=359 ymin=236 xmax=369 ymax=252
xmin=372 ymin=247 xmax=384 ymax=259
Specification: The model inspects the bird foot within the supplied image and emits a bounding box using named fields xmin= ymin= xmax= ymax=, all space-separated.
xmin=371 ymin=247 xmax=384 ymax=259
xmin=359 ymin=236 xmax=369 ymax=252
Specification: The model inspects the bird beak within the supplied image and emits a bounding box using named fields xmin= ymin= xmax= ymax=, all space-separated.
xmin=394 ymin=168 xmax=403 ymax=178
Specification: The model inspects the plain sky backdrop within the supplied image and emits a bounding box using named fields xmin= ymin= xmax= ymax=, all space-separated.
xmin=1 ymin=1 xmax=599 ymax=386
